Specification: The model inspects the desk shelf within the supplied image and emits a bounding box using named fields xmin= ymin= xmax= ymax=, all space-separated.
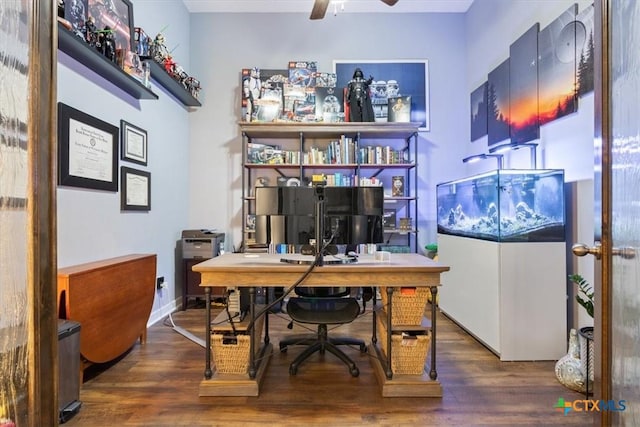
xmin=57 ymin=23 xmax=158 ymax=100
xmin=148 ymin=60 xmax=202 ymax=107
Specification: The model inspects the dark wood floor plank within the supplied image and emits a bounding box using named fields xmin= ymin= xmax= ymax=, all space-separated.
xmin=63 ymin=305 xmax=590 ymax=426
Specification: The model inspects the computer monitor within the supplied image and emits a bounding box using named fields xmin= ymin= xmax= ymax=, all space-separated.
xmin=254 ymin=186 xmax=384 ymax=251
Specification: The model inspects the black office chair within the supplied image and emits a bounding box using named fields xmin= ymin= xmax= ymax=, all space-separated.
xmin=279 ymin=286 xmax=365 ymax=377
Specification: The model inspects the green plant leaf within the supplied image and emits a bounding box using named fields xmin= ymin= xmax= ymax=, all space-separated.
xmin=569 ymin=274 xmax=594 ymax=318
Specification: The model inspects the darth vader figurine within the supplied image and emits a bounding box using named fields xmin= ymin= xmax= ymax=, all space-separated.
xmin=346 ymin=68 xmax=375 ymax=122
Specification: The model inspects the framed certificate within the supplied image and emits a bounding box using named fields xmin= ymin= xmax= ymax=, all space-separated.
xmin=57 ymin=103 xmax=118 ymax=192
xmin=121 ymin=167 xmax=151 ymax=211
xmin=120 ymin=120 xmax=148 ymax=165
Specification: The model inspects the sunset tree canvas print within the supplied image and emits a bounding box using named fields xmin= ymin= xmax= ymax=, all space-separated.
xmin=509 ymin=24 xmax=540 ymax=144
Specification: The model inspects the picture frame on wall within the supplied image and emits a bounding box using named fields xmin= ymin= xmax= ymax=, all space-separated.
xmin=87 ymin=0 xmax=135 ymax=52
xmin=333 ymin=59 xmax=430 ymax=131
xmin=120 ymin=120 xmax=148 ymax=165
xmin=121 ymin=166 xmax=151 ymax=211
xmin=57 ymin=102 xmax=119 ymax=192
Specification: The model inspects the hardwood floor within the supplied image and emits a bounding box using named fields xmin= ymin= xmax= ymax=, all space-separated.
xmin=63 ymin=303 xmax=590 ymax=426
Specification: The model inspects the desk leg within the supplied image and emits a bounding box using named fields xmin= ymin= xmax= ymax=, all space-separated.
xmin=385 ymin=286 xmax=393 ymax=380
xmin=248 ymin=286 xmax=256 ymax=379
xmin=204 ymin=287 xmax=212 ymax=380
xmin=429 ymin=285 xmax=438 ymax=381
xmin=372 ymin=289 xmax=378 ymax=345
xmin=263 ymin=287 xmax=270 ymax=345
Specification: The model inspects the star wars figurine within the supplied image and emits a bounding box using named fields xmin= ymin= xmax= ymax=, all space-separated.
xmin=346 ymin=68 xmax=375 ymax=122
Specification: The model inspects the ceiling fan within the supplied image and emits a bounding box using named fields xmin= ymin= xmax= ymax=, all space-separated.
xmin=310 ymin=0 xmax=400 ymax=20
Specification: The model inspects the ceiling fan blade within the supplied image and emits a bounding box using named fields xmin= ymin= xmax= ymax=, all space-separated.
xmin=381 ymin=0 xmax=399 ymax=5
xmin=310 ymin=0 xmax=330 ymax=20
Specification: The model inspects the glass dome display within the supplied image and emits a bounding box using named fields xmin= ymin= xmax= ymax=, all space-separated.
xmin=436 ymin=169 xmax=565 ymax=242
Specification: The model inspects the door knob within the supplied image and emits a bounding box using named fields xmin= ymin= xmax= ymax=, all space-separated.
xmin=572 ymin=242 xmax=602 ymax=260
xmin=572 ymin=242 xmax=636 ymax=260
xmin=612 ymin=246 xmax=636 ymax=259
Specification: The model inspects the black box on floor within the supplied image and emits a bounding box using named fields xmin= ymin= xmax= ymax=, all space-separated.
xmin=58 ymin=319 xmax=82 ymax=424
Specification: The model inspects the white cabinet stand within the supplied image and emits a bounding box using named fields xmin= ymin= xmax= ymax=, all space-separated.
xmin=437 ymin=234 xmax=566 ymax=361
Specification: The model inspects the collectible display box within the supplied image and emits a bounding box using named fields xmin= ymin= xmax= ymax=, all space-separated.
xmin=436 ymin=169 xmax=565 ymax=242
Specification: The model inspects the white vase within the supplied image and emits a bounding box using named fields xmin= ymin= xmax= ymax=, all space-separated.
xmin=555 ymin=328 xmax=586 ymax=393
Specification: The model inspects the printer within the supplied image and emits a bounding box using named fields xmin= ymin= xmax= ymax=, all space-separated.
xmin=181 ymin=229 xmax=225 ymax=259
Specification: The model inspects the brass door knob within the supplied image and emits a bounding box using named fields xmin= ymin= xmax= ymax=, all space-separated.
xmin=572 ymin=243 xmax=602 ymax=260
xmin=572 ymin=242 xmax=636 ymax=260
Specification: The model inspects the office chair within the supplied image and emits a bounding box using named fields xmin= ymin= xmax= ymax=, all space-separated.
xmin=279 ymin=286 xmax=365 ymax=377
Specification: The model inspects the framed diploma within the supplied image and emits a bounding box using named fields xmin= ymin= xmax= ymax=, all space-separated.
xmin=57 ymin=103 xmax=118 ymax=191
xmin=120 ymin=120 xmax=148 ymax=165
xmin=121 ymin=166 xmax=151 ymax=211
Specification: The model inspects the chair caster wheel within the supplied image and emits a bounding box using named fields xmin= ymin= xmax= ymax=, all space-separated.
xmin=350 ymin=366 xmax=360 ymax=377
xmin=289 ymin=365 xmax=298 ymax=375
xmin=280 ymin=345 xmax=287 ymax=353
xmin=359 ymin=344 xmax=367 ymax=353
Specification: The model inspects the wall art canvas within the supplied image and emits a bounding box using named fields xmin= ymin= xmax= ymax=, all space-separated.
xmin=576 ymin=3 xmax=595 ymax=97
xmin=509 ymin=23 xmax=540 ymax=144
xmin=470 ymin=82 xmax=488 ymax=141
xmin=538 ymin=4 xmax=578 ymax=126
xmin=334 ymin=60 xmax=430 ymax=130
xmin=487 ymin=59 xmax=510 ymax=146
xmin=87 ymin=0 xmax=134 ymax=52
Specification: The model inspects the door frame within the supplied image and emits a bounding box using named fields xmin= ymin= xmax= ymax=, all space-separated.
xmin=594 ymin=1 xmax=612 ymax=425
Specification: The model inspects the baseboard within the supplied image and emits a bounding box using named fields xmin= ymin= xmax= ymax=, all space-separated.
xmin=147 ymin=297 xmax=181 ymax=326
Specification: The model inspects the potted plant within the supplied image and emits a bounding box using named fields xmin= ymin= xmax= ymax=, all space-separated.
xmin=569 ymin=273 xmax=594 ymax=392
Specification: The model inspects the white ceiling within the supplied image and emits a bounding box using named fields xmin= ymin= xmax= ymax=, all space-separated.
xmin=182 ymin=0 xmax=475 ymax=14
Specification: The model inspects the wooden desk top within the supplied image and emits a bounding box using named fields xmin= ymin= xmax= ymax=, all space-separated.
xmin=193 ymin=253 xmax=449 ymax=288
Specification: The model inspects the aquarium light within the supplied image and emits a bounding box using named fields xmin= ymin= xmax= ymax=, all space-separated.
xmin=488 ymin=142 xmax=538 ymax=169
xmin=462 ymin=153 xmax=504 ymax=169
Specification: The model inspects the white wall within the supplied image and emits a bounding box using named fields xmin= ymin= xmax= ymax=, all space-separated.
xmin=188 ymin=12 xmax=468 ymax=252
xmin=56 ymin=0 xmax=192 ymax=324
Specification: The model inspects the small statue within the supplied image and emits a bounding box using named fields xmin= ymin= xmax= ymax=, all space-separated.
xmin=185 ymin=77 xmax=201 ymax=99
xmin=163 ymin=54 xmax=176 ymax=75
xmin=346 ymin=68 xmax=375 ymax=122
xmin=151 ymin=33 xmax=169 ymax=64
xmin=99 ymin=26 xmax=116 ymax=62
xmin=83 ymin=17 xmax=99 ymax=48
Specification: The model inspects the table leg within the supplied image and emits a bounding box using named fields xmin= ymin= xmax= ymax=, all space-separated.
xmin=204 ymin=287 xmax=212 ymax=379
xmin=429 ymin=285 xmax=438 ymax=380
xmin=372 ymin=288 xmax=378 ymax=345
xmin=263 ymin=286 xmax=270 ymax=345
xmin=248 ymin=286 xmax=256 ymax=379
xmin=385 ymin=286 xmax=393 ymax=380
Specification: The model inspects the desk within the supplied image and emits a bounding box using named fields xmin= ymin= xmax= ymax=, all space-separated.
xmin=193 ymin=253 xmax=449 ymax=397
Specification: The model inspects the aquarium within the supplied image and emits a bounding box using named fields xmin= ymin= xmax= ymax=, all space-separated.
xmin=436 ymin=169 xmax=565 ymax=242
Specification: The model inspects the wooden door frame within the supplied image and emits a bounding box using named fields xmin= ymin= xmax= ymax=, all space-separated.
xmin=28 ymin=1 xmax=58 ymax=425
xmin=594 ymin=0 xmax=612 ymax=425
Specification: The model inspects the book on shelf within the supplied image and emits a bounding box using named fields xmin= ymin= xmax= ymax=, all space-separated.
xmin=383 ymin=209 xmax=397 ymax=229
xmin=392 ymin=176 xmax=405 ymax=197
xmin=387 ymin=95 xmax=412 ymax=123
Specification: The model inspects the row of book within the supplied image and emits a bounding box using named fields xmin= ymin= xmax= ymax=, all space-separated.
xmin=247 ymin=141 xmax=409 ymax=166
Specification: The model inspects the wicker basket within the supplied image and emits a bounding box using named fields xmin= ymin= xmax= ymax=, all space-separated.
xmin=377 ymin=316 xmax=430 ymax=375
xmin=379 ymin=286 xmax=430 ymax=326
xmin=211 ymin=316 xmax=264 ymax=375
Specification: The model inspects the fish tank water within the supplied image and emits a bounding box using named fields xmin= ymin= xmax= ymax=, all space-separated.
xmin=436 ymin=169 xmax=565 ymax=242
